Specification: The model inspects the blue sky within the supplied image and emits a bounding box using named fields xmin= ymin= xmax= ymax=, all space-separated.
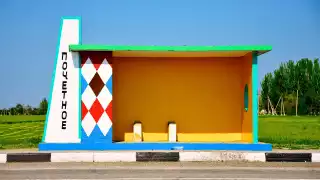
xmin=0 ymin=0 xmax=319 ymax=108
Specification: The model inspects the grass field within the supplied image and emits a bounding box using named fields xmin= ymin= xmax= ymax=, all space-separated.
xmin=0 ymin=115 xmax=319 ymax=149
xmin=259 ymin=116 xmax=320 ymax=149
xmin=0 ymin=115 xmax=45 ymax=149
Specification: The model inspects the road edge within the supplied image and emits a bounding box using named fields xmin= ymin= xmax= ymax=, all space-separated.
xmin=0 ymin=152 xmax=319 ymax=163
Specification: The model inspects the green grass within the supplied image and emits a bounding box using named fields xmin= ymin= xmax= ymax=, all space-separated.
xmin=0 ymin=115 xmax=45 ymax=149
xmin=0 ymin=115 xmax=319 ymax=149
xmin=259 ymin=116 xmax=320 ymax=149
xmin=0 ymin=115 xmax=45 ymax=124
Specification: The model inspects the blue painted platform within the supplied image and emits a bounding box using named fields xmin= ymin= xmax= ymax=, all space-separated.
xmin=38 ymin=142 xmax=272 ymax=151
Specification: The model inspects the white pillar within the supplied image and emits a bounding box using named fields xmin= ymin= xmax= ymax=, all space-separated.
xmin=168 ymin=122 xmax=177 ymax=142
xmin=133 ymin=122 xmax=142 ymax=142
xmin=42 ymin=17 xmax=81 ymax=143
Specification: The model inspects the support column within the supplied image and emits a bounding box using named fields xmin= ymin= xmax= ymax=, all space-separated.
xmin=252 ymin=51 xmax=258 ymax=144
xmin=80 ymin=52 xmax=113 ymax=144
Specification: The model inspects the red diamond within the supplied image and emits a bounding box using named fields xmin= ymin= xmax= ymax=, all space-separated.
xmin=81 ymin=101 xmax=88 ymax=120
xmin=89 ymin=99 xmax=104 ymax=123
xmin=93 ymin=63 xmax=101 ymax=70
xmin=105 ymin=101 xmax=112 ymax=122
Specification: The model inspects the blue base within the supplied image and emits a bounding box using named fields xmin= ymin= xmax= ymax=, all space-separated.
xmin=38 ymin=142 xmax=272 ymax=151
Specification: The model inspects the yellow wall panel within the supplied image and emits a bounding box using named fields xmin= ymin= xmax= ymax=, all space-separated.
xmin=113 ymin=57 xmax=248 ymax=142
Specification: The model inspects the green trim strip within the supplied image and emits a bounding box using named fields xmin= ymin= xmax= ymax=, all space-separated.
xmin=69 ymin=45 xmax=272 ymax=54
xmin=42 ymin=18 xmax=64 ymax=142
xmin=252 ymin=51 xmax=258 ymax=144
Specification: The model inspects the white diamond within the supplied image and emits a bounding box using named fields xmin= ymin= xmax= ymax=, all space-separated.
xmin=82 ymin=112 xmax=96 ymax=137
xmin=82 ymin=86 xmax=96 ymax=109
xmin=97 ymin=59 xmax=112 ymax=83
xmin=82 ymin=58 xmax=96 ymax=83
xmin=96 ymin=86 xmax=112 ymax=109
xmin=97 ymin=112 xmax=112 ymax=136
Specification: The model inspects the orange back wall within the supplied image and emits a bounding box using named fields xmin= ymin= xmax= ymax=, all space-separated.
xmin=113 ymin=57 xmax=246 ymax=142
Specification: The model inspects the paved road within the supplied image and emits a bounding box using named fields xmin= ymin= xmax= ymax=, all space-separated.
xmin=0 ymin=162 xmax=319 ymax=180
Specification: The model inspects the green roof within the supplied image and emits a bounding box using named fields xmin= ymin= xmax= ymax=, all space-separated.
xmin=70 ymin=45 xmax=271 ymax=51
xmin=69 ymin=45 xmax=272 ymax=56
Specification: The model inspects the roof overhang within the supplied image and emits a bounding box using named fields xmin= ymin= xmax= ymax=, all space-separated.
xmin=69 ymin=45 xmax=272 ymax=58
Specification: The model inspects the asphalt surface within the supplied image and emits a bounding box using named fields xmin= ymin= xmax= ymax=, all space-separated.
xmin=0 ymin=162 xmax=320 ymax=180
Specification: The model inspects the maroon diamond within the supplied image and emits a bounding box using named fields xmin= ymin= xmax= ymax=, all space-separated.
xmin=89 ymin=73 xmax=105 ymax=96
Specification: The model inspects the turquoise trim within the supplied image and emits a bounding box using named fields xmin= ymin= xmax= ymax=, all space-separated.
xmin=78 ymin=17 xmax=82 ymax=139
xmin=63 ymin=16 xmax=82 ymax=20
xmin=42 ymin=18 xmax=65 ymax=142
xmin=252 ymin=51 xmax=258 ymax=144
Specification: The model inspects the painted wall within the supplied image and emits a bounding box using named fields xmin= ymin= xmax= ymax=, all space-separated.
xmin=113 ymin=57 xmax=247 ymax=142
xmin=80 ymin=52 xmax=113 ymax=143
xmin=241 ymin=53 xmax=253 ymax=142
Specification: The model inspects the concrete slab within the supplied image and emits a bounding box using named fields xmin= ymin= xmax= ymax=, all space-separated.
xmin=0 ymin=154 xmax=6 ymax=163
xmin=312 ymin=153 xmax=320 ymax=162
xmin=179 ymin=151 xmax=266 ymax=162
xmin=51 ymin=152 xmax=94 ymax=162
xmin=94 ymin=152 xmax=136 ymax=162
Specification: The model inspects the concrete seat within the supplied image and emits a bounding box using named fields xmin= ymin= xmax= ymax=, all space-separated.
xmin=133 ymin=121 xmax=142 ymax=142
xmin=168 ymin=122 xmax=177 ymax=142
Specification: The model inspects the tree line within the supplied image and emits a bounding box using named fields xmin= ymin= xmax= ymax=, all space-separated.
xmin=0 ymin=98 xmax=48 ymax=116
xmin=260 ymin=58 xmax=320 ymax=115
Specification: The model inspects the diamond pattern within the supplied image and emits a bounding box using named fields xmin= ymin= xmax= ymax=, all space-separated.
xmin=91 ymin=54 xmax=105 ymax=70
xmin=81 ymin=53 xmax=112 ymax=141
xmin=81 ymin=102 xmax=88 ymax=120
xmin=82 ymin=112 xmax=96 ymax=136
xmin=90 ymin=99 xmax=104 ymax=123
xmin=82 ymin=58 xmax=96 ymax=83
xmin=97 ymin=59 xmax=112 ymax=83
xmin=97 ymin=86 xmax=112 ymax=110
xmin=106 ymin=101 xmax=112 ymax=122
xmin=106 ymin=75 xmax=113 ymax=95
xmin=97 ymin=112 xmax=112 ymax=136
xmin=89 ymin=73 xmax=105 ymax=96
xmin=82 ymin=86 xmax=96 ymax=110
xmin=81 ymin=75 xmax=88 ymax=94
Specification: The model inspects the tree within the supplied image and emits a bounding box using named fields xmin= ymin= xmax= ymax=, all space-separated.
xmin=260 ymin=73 xmax=273 ymax=110
xmin=260 ymin=58 xmax=320 ymax=115
xmin=24 ymin=105 xmax=33 ymax=115
xmin=38 ymin=98 xmax=48 ymax=115
xmin=15 ymin=104 xmax=24 ymax=115
xmin=9 ymin=107 xmax=15 ymax=115
xmin=31 ymin=107 xmax=39 ymax=115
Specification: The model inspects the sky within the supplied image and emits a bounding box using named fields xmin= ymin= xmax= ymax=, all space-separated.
xmin=0 ymin=0 xmax=319 ymax=108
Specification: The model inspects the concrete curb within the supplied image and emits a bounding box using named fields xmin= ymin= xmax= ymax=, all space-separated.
xmin=312 ymin=153 xmax=320 ymax=162
xmin=51 ymin=152 xmax=93 ymax=162
xmin=179 ymin=152 xmax=266 ymax=162
xmin=94 ymin=152 xmax=136 ymax=162
xmin=6 ymin=153 xmax=51 ymax=163
xmin=0 ymin=151 xmax=319 ymax=163
xmin=0 ymin=154 xmax=7 ymax=163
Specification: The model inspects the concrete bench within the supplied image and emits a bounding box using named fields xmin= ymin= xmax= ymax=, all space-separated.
xmin=133 ymin=121 xmax=142 ymax=142
xmin=168 ymin=122 xmax=177 ymax=142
